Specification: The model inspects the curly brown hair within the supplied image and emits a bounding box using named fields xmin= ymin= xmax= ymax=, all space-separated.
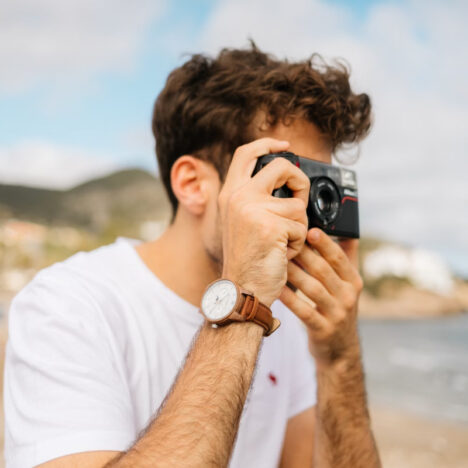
xmin=152 ymin=43 xmax=371 ymax=214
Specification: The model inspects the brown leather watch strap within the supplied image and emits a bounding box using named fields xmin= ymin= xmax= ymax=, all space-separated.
xmin=240 ymin=293 xmax=281 ymax=336
xmin=201 ymin=278 xmax=281 ymax=337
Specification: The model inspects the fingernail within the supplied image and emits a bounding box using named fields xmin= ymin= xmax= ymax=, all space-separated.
xmin=309 ymin=229 xmax=320 ymax=241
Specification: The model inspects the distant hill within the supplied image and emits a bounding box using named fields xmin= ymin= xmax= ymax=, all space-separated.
xmin=0 ymin=169 xmax=171 ymax=232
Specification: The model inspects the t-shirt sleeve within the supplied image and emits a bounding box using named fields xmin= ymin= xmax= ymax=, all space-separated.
xmin=4 ymin=271 xmax=136 ymax=468
xmin=283 ymin=305 xmax=317 ymax=418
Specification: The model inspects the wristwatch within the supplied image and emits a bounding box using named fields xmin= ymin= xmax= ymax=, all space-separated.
xmin=200 ymin=279 xmax=281 ymax=336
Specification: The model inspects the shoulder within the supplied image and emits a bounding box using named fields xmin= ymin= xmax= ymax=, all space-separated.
xmin=9 ymin=238 xmax=138 ymax=331
xmin=48 ymin=237 xmax=139 ymax=289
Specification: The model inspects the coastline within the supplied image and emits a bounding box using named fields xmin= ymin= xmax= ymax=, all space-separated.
xmin=359 ymin=281 xmax=468 ymax=319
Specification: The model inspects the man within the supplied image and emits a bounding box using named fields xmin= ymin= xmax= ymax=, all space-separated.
xmin=4 ymin=45 xmax=380 ymax=467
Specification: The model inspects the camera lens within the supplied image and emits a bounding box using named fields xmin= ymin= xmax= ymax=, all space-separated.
xmin=310 ymin=178 xmax=340 ymax=226
xmin=317 ymin=188 xmax=333 ymax=213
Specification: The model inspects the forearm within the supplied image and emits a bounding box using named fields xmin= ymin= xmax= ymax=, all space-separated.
xmin=314 ymin=338 xmax=381 ymax=468
xmin=107 ymin=321 xmax=263 ymax=468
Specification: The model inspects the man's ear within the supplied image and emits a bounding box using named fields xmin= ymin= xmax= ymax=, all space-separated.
xmin=170 ymin=155 xmax=218 ymax=216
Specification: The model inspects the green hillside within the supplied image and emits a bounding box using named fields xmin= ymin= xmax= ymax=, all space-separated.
xmin=0 ymin=169 xmax=171 ymax=233
xmin=0 ymin=184 xmax=62 ymax=222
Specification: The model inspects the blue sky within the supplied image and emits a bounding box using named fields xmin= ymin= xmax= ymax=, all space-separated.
xmin=1 ymin=0 xmax=467 ymax=275
xmin=0 ymin=1 xmax=218 ymax=169
xmin=0 ymin=0 xmax=388 ymax=171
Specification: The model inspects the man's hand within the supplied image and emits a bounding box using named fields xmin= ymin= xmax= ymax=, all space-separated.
xmin=280 ymin=227 xmax=363 ymax=366
xmin=219 ymin=138 xmax=310 ymax=306
xmin=280 ymin=227 xmax=381 ymax=467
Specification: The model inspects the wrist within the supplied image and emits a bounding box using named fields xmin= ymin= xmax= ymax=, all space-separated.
xmin=316 ymin=351 xmax=362 ymax=377
xmin=202 ymin=276 xmax=280 ymax=337
xmin=204 ymin=320 xmax=264 ymax=345
xmin=313 ymin=330 xmax=362 ymax=374
xmin=221 ymin=269 xmax=273 ymax=307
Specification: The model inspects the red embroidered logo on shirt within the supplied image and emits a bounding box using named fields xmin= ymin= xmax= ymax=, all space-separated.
xmin=268 ymin=372 xmax=277 ymax=385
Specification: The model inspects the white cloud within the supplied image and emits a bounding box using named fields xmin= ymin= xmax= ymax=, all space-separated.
xmin=197 ymin=0 xmax=468 ymax=274
xmin=0 ymin=141 xmax=120 ymax=189
xmin=0 ymin=0 xmax=165 ymax=93
xmin=121 ymin=126 xmax=156 ymax=159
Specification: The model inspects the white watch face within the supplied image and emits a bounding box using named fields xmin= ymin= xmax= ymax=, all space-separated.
xmin=202 ymin=280 xmax=238 ymax=321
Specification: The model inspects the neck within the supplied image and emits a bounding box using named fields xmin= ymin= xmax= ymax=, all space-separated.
xmin=136 ymin=214 xmax=220 ymax=307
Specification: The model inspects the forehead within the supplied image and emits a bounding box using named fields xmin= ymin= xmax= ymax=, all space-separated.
xmin=255 ymin=118 xmax=332 ymax=164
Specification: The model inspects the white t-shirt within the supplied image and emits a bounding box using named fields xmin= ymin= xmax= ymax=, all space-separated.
xmin=4 ymin=238 xmax=316 ymax=468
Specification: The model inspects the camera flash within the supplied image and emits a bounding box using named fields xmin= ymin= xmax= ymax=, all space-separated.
xmin=340 ymin=169 xmax=357 ymax=189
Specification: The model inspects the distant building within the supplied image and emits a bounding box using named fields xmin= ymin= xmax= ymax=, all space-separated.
xmin=364 ymin=245 xmax=454 ymax=295
xmin=0 ymin=220 xmax=47 ymax=247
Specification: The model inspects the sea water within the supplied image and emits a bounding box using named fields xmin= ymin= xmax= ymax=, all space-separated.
xmin=360 ymin=314 xmax=468 ymax=425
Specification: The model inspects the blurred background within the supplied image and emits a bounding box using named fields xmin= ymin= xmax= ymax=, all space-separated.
xmin=0 ymin=1 xmax=467 ymax=467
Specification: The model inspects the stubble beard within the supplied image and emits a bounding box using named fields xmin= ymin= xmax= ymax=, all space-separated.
xmin=204 ymin=208 xmax=224 ymax=277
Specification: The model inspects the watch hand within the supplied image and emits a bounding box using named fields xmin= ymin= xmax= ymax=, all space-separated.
xmin=218 ymin=295 xmax=226 ymax=307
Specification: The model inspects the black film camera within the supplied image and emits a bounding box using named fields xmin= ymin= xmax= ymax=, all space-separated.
xmin=252 ymin=152 xmax=359 ymax=238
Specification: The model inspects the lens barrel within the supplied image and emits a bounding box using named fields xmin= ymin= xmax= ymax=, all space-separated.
xmin=310 ymin=177 xmax=340 ymax=226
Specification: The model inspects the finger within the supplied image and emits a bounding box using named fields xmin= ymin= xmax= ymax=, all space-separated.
xmin=282 ymin=218 xmax=308 ymax=259
xmin=251 ymin=156 xmax=310 ymax=208
xmin=287 ymin=261 xmax=337 ymax=315
xmin=224 ymin=138 xmax=290 ymax=190
xmin=307 ymin=228 xmax=359 ymax=283
xmin=339 ymin=238 xmax=360 ymax=269
xmin=294 ymin=244 xmax=343 ymax=296
xmin=263 ymin=197 xmax=307 ymax=224
xmin=279 ymin=285 xmax=327 ymax=331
